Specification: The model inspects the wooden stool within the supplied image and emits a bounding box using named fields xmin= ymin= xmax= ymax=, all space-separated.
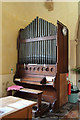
xmin=19 ymin=88 xmax=43 ymax=112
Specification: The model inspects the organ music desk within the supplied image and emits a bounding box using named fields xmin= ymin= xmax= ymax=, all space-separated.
xmin=0 ymin=96 xmax=37 ymax=119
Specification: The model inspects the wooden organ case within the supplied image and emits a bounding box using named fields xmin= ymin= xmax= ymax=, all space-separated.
xmin=14 ymin=17 xmax=68 ymax=110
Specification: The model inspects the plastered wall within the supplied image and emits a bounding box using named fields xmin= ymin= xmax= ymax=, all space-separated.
xmin=0 ymin=2 xmax=2 ymax=74
xmin=0 ymin=2 xmax=2 ymax=97
xmin=65 ymin=2 xmax=78 ymax=85
xmin=1 ymin=2 xmax=78 ymax=96
xmin=76 ymin=2 xmax=80 ymax=89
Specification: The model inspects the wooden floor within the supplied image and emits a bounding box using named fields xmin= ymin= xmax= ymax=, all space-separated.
xmin=32 ymin=102 xmax=80 ymax=120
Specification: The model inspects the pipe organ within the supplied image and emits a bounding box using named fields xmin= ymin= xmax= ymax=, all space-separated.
xmin=14 ymin=17 xmax=68 ymax=110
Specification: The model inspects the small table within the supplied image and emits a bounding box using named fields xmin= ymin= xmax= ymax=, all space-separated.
xmin=0 ymin=96 xmax=37 ymax=119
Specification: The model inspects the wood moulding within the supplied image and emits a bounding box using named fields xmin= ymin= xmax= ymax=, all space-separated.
xmin=20 ymin=35 xmax=56 ymax=43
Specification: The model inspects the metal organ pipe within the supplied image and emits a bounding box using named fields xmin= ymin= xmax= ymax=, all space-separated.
xmin=32 ymin=20 xmax=34 ymax=63
xmin=45 ymin=21 xmax=48 ymax=64
xmin=43 ymin=20 xmax=45 ymax=64
xmin=41 ymin=19 xmax=42 ymax=64
xmin=36 ymin=17 xmax=38 ymax=63
xmin=28 ymin=24 xmax=30 ymax=63
xmin=38 ymin=18 xmax=39 ymax=64
xmin=43 ymin=20 xmax=44 ymax=64
xmin=42 ymin=19 xmax=43 ymax=64
xmin=39 ymin=18 xmax=41 ymax=64
xmin=31 ymin=23 xmax=32 ymax=63
xmin=29 ymin=23 xmax=31 ymax=63
xmin=47 ymin=23 xmax=50 ymax=64
xmin=49 ymin=23 xmax=51 ymax=64
xmin=33 ymin=19 xmax=36 ymax=63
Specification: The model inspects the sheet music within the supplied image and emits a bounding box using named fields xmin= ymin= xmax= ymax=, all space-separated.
xmin=15 ymin=78 xmax=21 ymax=81
xmin=16 ymin=100 xmax=35 ymax=105
xmin=8 ymin=103 xmax=27 ymax=109
xmin=8 ymin=100 xmax=34 ymax=109
xmin=0 ymin=107 xmax=14 ymax=116
xmin=28 ymin=64 xmax=37 ymax=65
xmin=46 ymin=76 xmax=55 ymax=82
